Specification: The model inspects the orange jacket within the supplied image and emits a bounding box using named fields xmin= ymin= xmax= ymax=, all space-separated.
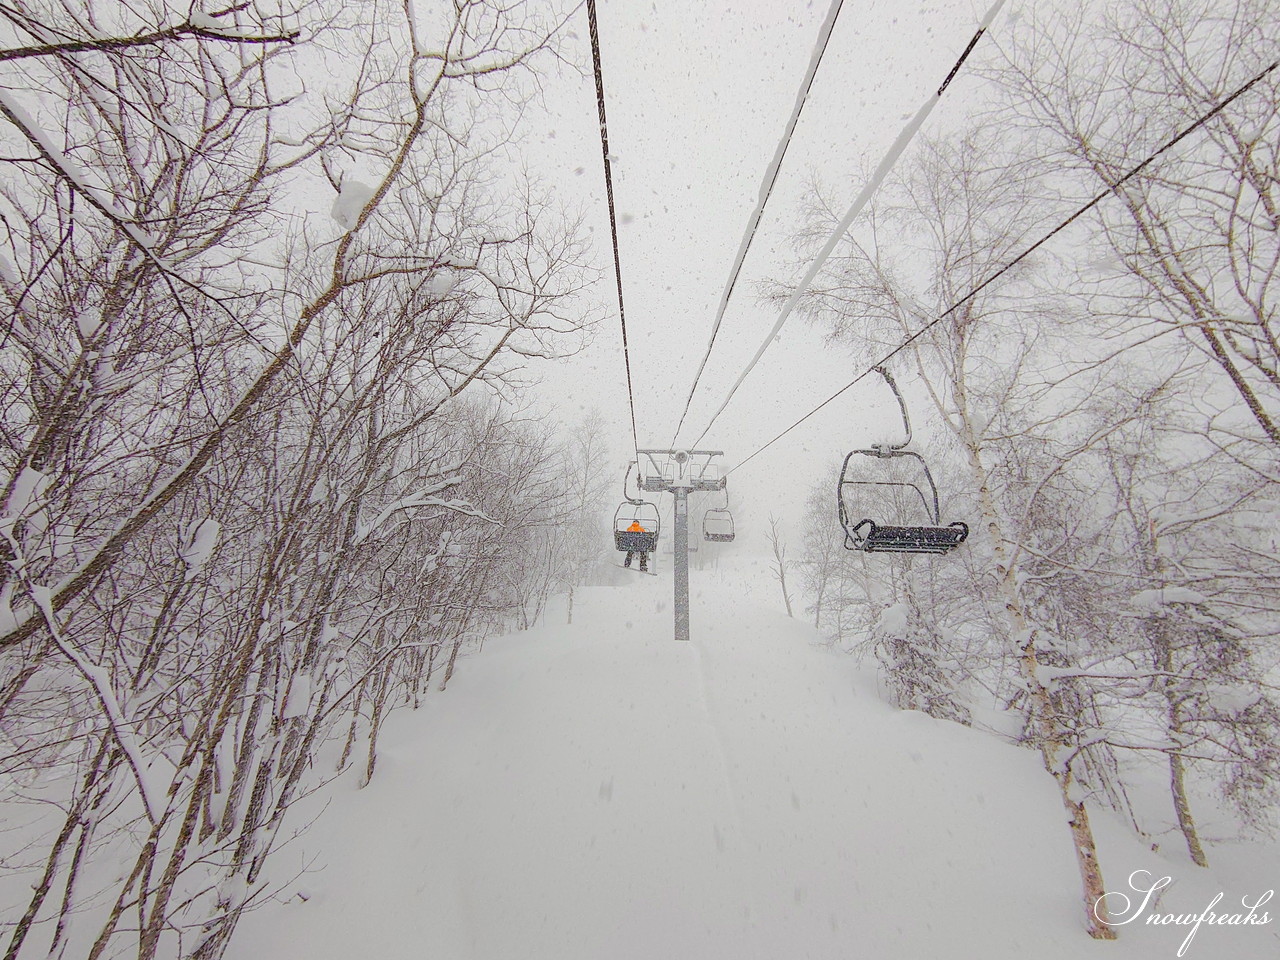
xmin=627 ymin=520 xmax=646 ymax=533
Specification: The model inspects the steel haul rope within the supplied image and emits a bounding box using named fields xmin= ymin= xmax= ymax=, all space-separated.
xmin=690 ymin=0 xmax=1008 ymax=450
xmin=671 ymin=0 xmax=848 ymax=447
xmin=587 ymin=0 xmax=640 ymax=459
xmin=729 ymin=56 xmax=1280 ymax=475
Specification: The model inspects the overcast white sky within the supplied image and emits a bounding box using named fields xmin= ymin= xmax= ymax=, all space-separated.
xmin=517 ymin=0 xmax=1019 ymax=538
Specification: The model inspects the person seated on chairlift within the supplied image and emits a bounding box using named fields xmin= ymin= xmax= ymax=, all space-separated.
xmin=624 ymin=519 xmax=649 ymax=572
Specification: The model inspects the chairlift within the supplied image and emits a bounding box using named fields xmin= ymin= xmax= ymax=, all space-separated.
xmin=703 ymin=509 xmax=735 ymax=542
xmin=838 ymin=367 xmax=968 ymax=555
xmin=614 ymin=462 xmax=660 ymax=554
xmin=703 ymin=489 xmax=736 ymax=543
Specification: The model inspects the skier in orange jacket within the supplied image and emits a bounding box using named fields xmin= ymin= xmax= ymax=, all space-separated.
xmin=624 ymin=520 xmax=649 ymax=572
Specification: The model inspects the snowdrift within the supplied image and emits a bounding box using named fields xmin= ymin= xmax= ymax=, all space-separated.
xmin=232 ymin=572 xmax=1278 ymax=960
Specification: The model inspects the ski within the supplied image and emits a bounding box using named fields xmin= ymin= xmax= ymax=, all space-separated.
xmin=616 ymin=563 xmax=657 ymax=577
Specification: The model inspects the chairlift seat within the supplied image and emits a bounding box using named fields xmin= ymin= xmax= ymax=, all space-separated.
xmin=848 ymin=519 xmax=968 ymax=555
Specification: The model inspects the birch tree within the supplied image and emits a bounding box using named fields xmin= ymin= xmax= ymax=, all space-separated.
xmin=994 ymin=0 xmax=1280 ymax=455
xmin=991 ymin=0 xmax=1280 ymax=857
xmin=781 ymin=127 xmax=1123 ymax=937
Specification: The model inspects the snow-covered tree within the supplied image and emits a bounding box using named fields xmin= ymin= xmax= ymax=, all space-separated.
xmin=0 ymin=2 xmax=592 ymax=958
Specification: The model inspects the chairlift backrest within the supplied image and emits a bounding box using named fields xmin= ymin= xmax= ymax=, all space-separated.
xmin=841 ymin=450 xmax=940 ymax=525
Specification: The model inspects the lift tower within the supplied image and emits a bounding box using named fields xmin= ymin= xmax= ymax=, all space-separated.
xmin=636 ymin=449 xmax=725 ymax=642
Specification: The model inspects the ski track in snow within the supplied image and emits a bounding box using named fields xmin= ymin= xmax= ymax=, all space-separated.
xmin=230 ymin=561 xmax=1280 ymax=960
xmin=687 ymin=638 xmax=746 ymax=834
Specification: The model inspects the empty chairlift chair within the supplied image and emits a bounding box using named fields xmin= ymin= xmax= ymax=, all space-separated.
xmin=837 ymin=368 xmax=968 ymax=556
xmin=702 ymin=507 xmax=735 ymax=542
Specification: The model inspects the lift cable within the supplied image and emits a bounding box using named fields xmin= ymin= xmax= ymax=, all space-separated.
xmin=689 ymin=0 xmax=1007 ymax=451
xmin=587 ymin=0 xmax=640 ymax=459
xmin=670 ymin=0 xmax=848 ymax=447
xmin=727 ymin=55 xmax=1280 ymax=477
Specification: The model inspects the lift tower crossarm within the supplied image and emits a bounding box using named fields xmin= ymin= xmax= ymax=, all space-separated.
xmin=636 ymin=449 xmax=726 ymax=494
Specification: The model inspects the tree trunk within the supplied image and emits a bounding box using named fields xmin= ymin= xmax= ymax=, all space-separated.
xmin=363 ymin=670 xmax=390 ymax=788
xmin=960 ymin=406 xmax=1115 ymax=938
xmin=440 ymin=632 xmax=465 ymax=691
xmin=339 ymin=678 xmax=368 ymax=771
xmin=1151 ymin=603 xmax=1208 ymax=867
xmin=779 ymin=573 xmax=794 ymax=618
xmin=5 ymin=739 xmax=115 ymax=960
xmin=4 ymin=798 xmax=79 ymax=960
xmin=1058 ymin=781 xmax=1116 ymax=939
xmin=1169 ymin=748 xmax=1208 ymax=867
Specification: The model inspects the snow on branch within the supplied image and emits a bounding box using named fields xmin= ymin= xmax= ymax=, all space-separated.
xmin=0 ymin=10 xmax=299 ymax=62
xmin=351 ymin=475 xmax=497 ymax=546
xmin=179 ymin=517 xmax=222 ymax=580
xmin=1128 ymin=587 xmax=1208 ymax=612
xmin=3 ymin=533 xmax=166 ymax=824
xmin=0 ymin=90 xmax=162 ymax=248
xmin=331 ymin=179 xmax=377 ymax=230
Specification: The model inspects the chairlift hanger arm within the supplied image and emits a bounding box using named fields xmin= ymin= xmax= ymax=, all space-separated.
xmin=873 ymin=366 xmax=911 ymax=451
xmin=622 ymin=460 xmax=643 ymax=505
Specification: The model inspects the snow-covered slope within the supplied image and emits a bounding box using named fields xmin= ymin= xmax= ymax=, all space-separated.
xmin=231 ymin=569 xmax=1278 ymax=960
